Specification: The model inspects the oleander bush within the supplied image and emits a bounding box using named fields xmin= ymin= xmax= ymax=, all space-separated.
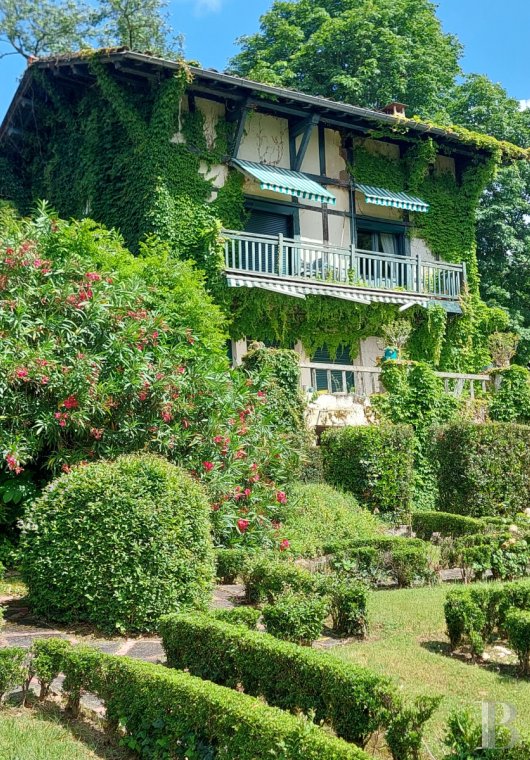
xmin=27 ymin=638 xmax=370 ymax=760
xmin=505 ymin=609 xmax=530 ymax=676
xmin=159 ymin=612 xmax=424 ymax=752
xmin=213 ymin=606 xmax=261 ymax=629
xmin=412 ymin=510 xmax=483 ymax=540
xmin=21 ymin=454 xmax=215 ymax=633
xmin=244 ymin=558 xmax=318 ymax=604
xmin=444 ymin=580 xmax=530 ymax=657
xmin=434 ymin=422 xmax=530 ymax=518
xmin=281 ymin=483 xmax=384 ymax=558
xmin=321 ymin=424 xmax=415 ymax=516
xmin=262 ymin=592 xmax=329 ymax=645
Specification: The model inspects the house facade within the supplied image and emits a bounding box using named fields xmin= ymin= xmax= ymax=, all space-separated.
xmin=0 ymin=50 xmax=518 ymax=403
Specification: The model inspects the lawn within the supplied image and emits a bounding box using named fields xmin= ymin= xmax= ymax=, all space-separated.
xmin=335 ymin=584 xmax=530 ymax=757
xmin=0 ymin=704 xmax=131 ymax=760
xmin=0 ymin=574 xmax=27 ymax=599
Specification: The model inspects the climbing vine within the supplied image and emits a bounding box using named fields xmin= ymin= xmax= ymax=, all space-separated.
xmin=1 ymin=54 xmax=516 ymax=371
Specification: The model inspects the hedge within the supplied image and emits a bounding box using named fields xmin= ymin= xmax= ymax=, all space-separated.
xmin=505 ymin=609 xmax=530 ymax=676
xmin=159 ymin=612 xmax=427 ymax=753
xmin=412 ymin=511 xmax=483 ymax=540
xmin=27 ymin=639 xmax=369 ymax=760
xmin=216 ymin=548 xmax=252 ymax=584
xmin=321 ymin=424 xmax=415 ymax=515
xmin=262 ymin=592 xmax=329 ymax=645
xmin=442 ymin=533 xmax=530 ymax=583
xmin=433 ymin=423 xmax=530 ymax=518
xmin=329 ymin=537 xmax=435 ymax=588
xmin=244 ymin=558 xmax=317 ymax=604
xmin=445 ymin=580 xmax=530 ymax=655
xmin=21 ymin=454 xmax=215 ymax=633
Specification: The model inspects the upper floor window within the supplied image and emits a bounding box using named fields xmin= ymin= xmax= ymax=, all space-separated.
xmin=357 ymin=227 xmax=405 ymax=256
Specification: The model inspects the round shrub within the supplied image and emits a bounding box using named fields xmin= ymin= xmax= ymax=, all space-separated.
xmin=21 ymin=454 xmax=215 ymax=633
xmin=505 ymin=608 xmax=530 ymax=676
xmin=282 ymin=483 xmax=384 ymax=558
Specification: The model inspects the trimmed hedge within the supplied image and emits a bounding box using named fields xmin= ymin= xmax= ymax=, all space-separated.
xmin=29 ymin=639 xmax=369 ymax=760
xmin=329 ymin=537 xmax=435 ymax=588
xmin=21 ymin=454 xmax=215 ymax=633
xmin=0 ymin=647 xmax=27 ymax=702
xmin=213 ymin=606 xmax=260 ymax=629
xmin=282 ymin=483 xmax=383 ymax=558
xmin=262 ymin=593 xmax=329 ymax=645
xmin=412 ymin=511 xmax=483 ymax=540
xmin=321 ymin=424 xmax=415 ymax=515
xmin=442 ymin=533 xmax=530 ymax=583
xmin=434 ymin=423 xmax=530 ymax=518
xmin=216 ymin=548 xmax=252 ymax=584
xmin=444 ymin=580 xmax=530 ymax=655
xmin=244 ymin=558 xmax=317 ymax=604
xmin=505 ymin=609 xmax=530 ymax=676
xmin=160 ymin=612 xmax=420 ymax=750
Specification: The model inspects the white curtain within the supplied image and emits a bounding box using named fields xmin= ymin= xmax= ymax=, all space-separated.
xmin=380 ymin=233 xmax=397 ymax=256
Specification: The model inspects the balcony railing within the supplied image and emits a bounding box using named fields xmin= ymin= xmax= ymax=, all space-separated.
xmin=223 ymin=230 xmax=465 ymax=300
xmin=301 ymin=363 xmax=490 ymax=399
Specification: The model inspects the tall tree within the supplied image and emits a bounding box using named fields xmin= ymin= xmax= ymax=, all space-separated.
xmin=230 ymin=0 xmax=462 ymax=120
xmin=448 ymin=75 xmax=530 ymax=362
xmin=0 ymin=0 xmax=181 ymax=60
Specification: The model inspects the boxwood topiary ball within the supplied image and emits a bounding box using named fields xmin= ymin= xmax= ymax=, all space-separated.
xmin=21 ymin=454 xmax=215 ymax=633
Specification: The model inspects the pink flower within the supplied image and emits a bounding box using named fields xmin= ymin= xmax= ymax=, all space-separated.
xmin=61 ymin=463 xmax=72 ymax=473
xmin=243 ymin=488 xmax=251 ymax=497
xmin=40 ymin=376 xmax=49 ymax=385
xmin=235 ymin=450 xmax=247 ymax=460
xmin=15 ymin=367 xmax=29 ymax=380
xmin=161 ymin=409 xmax=173 ymax=423
xmin=257 ymin=390 xmax=266 ymax=398
xmin=211 ymin=503 xmax=220 ymax=512
xmin=5 ymin=454 xmax=23 ymax=475
xmin=213 ymin=435 xmax=225 ymax=445
xmin=62 ymin=395 xmax=79 ymax=410
xmin=54 ymin=412 xmax=68 ymax=427
xmin=279 ymin=539 xmax=290 ymax=552
xmin=90 ymin=428 xmax=104 ymax=440
xmin=177 ymin=366 xmax=186 ymax=374
xmin=203 ymin=461 xmax=214 ymax=472
xmin=276 ymin=491 xmax=287 ymax=504
xmin=138 ymin=390 xmax=148 ymax=401
xmin=85 ymin=272 xmax=102 ymax=281
xmin=237 ymin=518 xmax=250 ymax=533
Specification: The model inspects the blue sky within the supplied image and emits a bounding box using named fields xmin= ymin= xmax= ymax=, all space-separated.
xmin=1 ymin=0 xmax=530 ymax=120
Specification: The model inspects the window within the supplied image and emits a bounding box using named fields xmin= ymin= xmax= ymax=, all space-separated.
xmin=356 ymin=222 xmax=409 ymax=288
xmin=356 ymin=228 xmax=404 ymax=256
xmin=312 ymin=345 xmax=354 ymax=393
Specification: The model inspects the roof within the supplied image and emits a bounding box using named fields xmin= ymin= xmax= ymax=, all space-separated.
xmin=0 ymin=48 xmax=528 ymax=162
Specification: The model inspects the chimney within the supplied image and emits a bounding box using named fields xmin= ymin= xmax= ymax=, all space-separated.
xmin=380 ymin=102 xmax=407 ymax=117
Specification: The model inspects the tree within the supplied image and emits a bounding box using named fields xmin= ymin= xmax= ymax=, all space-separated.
xmin=447 ymin=75 xmax=530 ymax=362
xmin=0 ymin=0 xmax=181 ymax=60
xmin=230 ymin=0 xmax=462 ymax=120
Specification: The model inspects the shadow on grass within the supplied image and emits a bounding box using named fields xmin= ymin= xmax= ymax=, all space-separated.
xmin=10 ymin=699 xmax=133 ymax=759
xmin=420 ymin=640 xmax=522 ymax=680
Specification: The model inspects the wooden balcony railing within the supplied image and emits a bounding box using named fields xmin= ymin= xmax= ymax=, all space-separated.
xmin=223 ymin=230 xmax=465 ymax=301
xmin=301 ymin=363 xmax=490 ymax=399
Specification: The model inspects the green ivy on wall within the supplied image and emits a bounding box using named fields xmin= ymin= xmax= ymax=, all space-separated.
xmin=2 ymin=56 xmax=513 ymax=372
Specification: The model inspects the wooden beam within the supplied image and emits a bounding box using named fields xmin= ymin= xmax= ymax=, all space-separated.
xmin=227 ymin=97 xmax=252 ymax=159
xmin=292 ymin=114 xmax=319 ymax=172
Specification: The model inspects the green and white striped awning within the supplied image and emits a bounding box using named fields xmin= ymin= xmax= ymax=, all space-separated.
xmin=233 ymin=159 xmax=337 ymax=205
xmin=356 ymin=184 xmax=429 ymax=213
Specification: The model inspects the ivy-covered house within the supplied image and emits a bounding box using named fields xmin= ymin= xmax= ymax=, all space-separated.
xmin=1 ymin=50 xmax=526 ymax=397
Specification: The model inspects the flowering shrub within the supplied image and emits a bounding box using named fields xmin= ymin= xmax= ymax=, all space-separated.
xmin=0 ymin=206 xmax=302 ymax=548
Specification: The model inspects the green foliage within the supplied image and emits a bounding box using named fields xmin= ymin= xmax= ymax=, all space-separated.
xmin=32 ymin=638 xmax=370 ymax=760
xmin=321 ymin=424 xmax=415 ymax=516
xmin=159 ymin=611 xmax=403 ymax=747
xmin=32 ymin=638 xmax=72 ymax=700
xmin=329 ymin=536 xmax=435 ymax=588
xmin=298 ymin=446 xmax=325 ymax=484
xmin=281 ymin=482 xmax=384 ymax=558
xmin=213 ymin=606 xmax=261 ymax=630
xmin=444 ymin=581 xmax=530 ymax=656
xmin=434 ymin=422 xmax=530 ymax=518
xmin=444 ymin=709 xmax=530 ymax=759
xmin=506 ymin=608 xmax=530 ymax=677
xmin=386 ymin=695 xmax=442 ymax=760
xmin=412 ymin=511 xmax=483 ymax=540
xmin=490 ymin=365 xmax=530 ymax=423
xmin=262 ymin=592 xmax=329 ymax=645
xmin=215 ymin=548 xmax=252 ymax=584
xmin=21 ymin=454 xmax=215 ymax=633
xmin=324 ymin=577 xmax=368 ymax=637
xmin=230 ymin=0 xmax=461 ymax=121
xmin=443 ymin=533 xmax=530 ymax=583
xmin=0 ymin=647 xmax=27 ymax=703
xmin=244 ymin=558 xmax=317 ymax=604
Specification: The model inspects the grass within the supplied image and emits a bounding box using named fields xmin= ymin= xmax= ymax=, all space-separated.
xmin=335 ymin=583 xmax=530 ymax=757
xmin=0 ymin=703 xmax=131 ymax=759
xmin=0 ymin=573 xmax=27 ymax=599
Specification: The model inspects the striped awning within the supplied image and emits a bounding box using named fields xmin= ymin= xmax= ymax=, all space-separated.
xmin=233 ymin=159 xmax=336 ymax=205
xmin=226 ymin=274 xmax=432 ymax=308
xmin=356 ymin=184 xmax=429 ymax=213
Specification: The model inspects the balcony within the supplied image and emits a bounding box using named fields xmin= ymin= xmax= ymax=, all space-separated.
xmin=222 ymin=230 xmax=465 ymax=309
